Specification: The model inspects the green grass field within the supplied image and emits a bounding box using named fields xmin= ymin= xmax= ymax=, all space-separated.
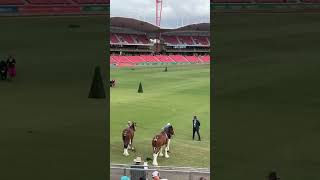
xmin=110 ymin=64 xmax=210 ymax=168
xmin=0 ymin=16 xmax=107 ymax=180
xmin=214 ymin=13 xmax=320 ymax=179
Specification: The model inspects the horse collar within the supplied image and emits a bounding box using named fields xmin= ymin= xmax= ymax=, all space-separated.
xmin=164 ymin=132 xmax=168 ymax=139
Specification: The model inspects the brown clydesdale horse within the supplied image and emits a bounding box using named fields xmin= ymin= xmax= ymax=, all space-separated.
xmin=151 ymin=125 xmax=175 ymax=166
xmin=122 ymin=122 xmax=136 ymax=156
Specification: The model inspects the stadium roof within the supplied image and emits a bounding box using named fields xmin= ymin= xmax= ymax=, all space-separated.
xmin=110 ymin=17 xmax=160 ymax=33
xmin=110 ymin=17 xmax=209 ymax=33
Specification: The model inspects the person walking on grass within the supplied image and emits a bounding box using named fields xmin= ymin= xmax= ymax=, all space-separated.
xmin=192 ymin=115 xmax=201 ymax=141
xmin=6 ymin=55 xmax=16 ymax=81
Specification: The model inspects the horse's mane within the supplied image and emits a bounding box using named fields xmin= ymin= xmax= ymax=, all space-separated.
xmin=163 ymin=125 xmax=173 ymax=134
xmin=129 ymin=123 xmax=136 ymax=131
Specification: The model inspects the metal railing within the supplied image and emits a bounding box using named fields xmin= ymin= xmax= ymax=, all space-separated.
xmin=110 ymin=164 xmax=210 ymax=180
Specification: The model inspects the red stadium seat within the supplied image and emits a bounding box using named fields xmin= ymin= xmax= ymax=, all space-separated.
xmin=126 ymin=56 xmax=146 ymax=63
xmin=110 ymin=34 xmax=120 ymax=44
xmin=185 ymin=56 xmax=202 ymax=63
xmin=199 ymin=56 xmax=210 ymax=62
xmin=112 ymin=34 xmax=150 ymax=45
xmin=27 ymin=0 xmax=71 ymax=4
xmin=177 ymin=36 xmax=194 ymax=45
xmin=112 ymin=56 xmax=133 ymax=64
xmin=116 ymin=34 xmax=135 ymax=44
xmin=156 ymin=55 xmax=175 ymax=63
xmin=110 ymin=55 xmax=210 ymax=66
xmin=72 ymin=0 xmax=109 ymax=4
xmin=140 ymin=56 xmax=160 ymax=63
xmin=299 ymin=0 xmax=320 ymax=2
xmin=162 ymin=36 xmax=180 ymax=45
xmin=169 ymin=55 xmax=189 ymax=63
xmin=192 ymin=36 xmax=209 ymax=46
xmin=162 ymin=35 xmax=209 ymax=46
xmin=255 ymin=0 xmax=286 ymax=2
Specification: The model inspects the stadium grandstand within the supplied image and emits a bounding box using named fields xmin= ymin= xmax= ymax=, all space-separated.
xmin=0 ymin=0 xmax=109 ymax=5
xmin=110 ymin=17 xmax=210 ymax=67
xmin=211 ymin=0 xmax=320 ymax=13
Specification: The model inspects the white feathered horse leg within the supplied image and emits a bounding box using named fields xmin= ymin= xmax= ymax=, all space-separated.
xmin=159 ymin=147 xmax=164 ymax=157
xmin=123 ymin=142 xmax=129 ymax=156
xmin=152 ymin=150 xmax=159 ymax=166
xmin=128 ymin=139 xmax=133 ymax=150
xmin=123 ymin=147 xmax=129 ymax=156
xmin=165 ymin=144 xmax=170 ymax=158
xmin=167 ymin=139 xmax=171 ymax=151
xmin=130 ymin=139 xmax=135 ymax=150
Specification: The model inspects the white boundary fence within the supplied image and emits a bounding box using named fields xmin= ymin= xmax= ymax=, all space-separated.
xmin=110 ymin=164 xmax=210 ymax=180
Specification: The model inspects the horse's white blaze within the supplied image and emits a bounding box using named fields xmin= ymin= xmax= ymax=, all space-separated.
xmin=152 ymin=153 xmax=158 ymax=166
xmin=123 ymin=148 xmax=129 ymax=156
xmin=159 ymin=147 xmax=164 ymax=157
xmin=167 ymin=139 xmax=171 ymax=151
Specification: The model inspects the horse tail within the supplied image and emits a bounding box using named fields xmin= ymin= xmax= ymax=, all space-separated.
xmin=122 ymin=130 xmax=128 ymax=142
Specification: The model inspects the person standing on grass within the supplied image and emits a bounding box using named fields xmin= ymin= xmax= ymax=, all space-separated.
xmin=6 ymin=55 xmax=16 ymax=81
xmin=267 ymin=171 xmax=280 ymax=180
xmin=192 ymin=115 xmax=201 ymax=141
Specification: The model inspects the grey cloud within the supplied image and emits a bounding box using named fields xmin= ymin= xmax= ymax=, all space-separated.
xmin=111 ymin=0 xmax=210 ymax=28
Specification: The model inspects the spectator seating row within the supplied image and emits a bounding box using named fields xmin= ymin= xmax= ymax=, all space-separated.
xmin=110 ymin=34 xmax=210 ymax=46
xmin=110 ymin=55 xmax=211 ymax=66
xmin=0 ymin=0 xmax=109 ymax=5
xmin=161 ymin=36 xmax=210 ymax=46
xmin=110 ymin=33 xmax=151 ymax=45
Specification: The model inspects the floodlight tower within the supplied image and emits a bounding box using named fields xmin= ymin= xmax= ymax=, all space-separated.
xmin=155 ymin=0 xmax=163 ymax=27
xmin=155 ymin=0 xmax=163 ymax=54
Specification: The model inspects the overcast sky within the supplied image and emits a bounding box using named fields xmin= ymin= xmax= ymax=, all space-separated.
xmin=110 ymin=0 xmax=210 ymax=29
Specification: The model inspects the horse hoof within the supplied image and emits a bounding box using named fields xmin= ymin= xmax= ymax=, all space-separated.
xmin=165 ymin=155 xmax=169 ymax=158
xmin=123 ymin=153 xmax=129 ymax=156
xmin=159 ymin=154 xmax=164 ymax=157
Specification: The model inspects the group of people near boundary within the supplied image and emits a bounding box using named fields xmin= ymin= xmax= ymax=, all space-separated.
xmin=120 ymin=156 xmax=165 ymax=180
xmin=120 ymin=156 xmax=208 ymax=180
xmin=0 ymin=55 xmax=16 ymax=81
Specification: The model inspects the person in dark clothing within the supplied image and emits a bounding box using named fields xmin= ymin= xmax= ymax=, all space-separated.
xmin=6 ymin=55 xmax=16 ymax=80
xmin=0 ymin=60 xmax=8 ymax=80
xmin=267 ymin=171 xmax=280 ymax=180
xmin=192 ymin=116 xmax=201 ymax=141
